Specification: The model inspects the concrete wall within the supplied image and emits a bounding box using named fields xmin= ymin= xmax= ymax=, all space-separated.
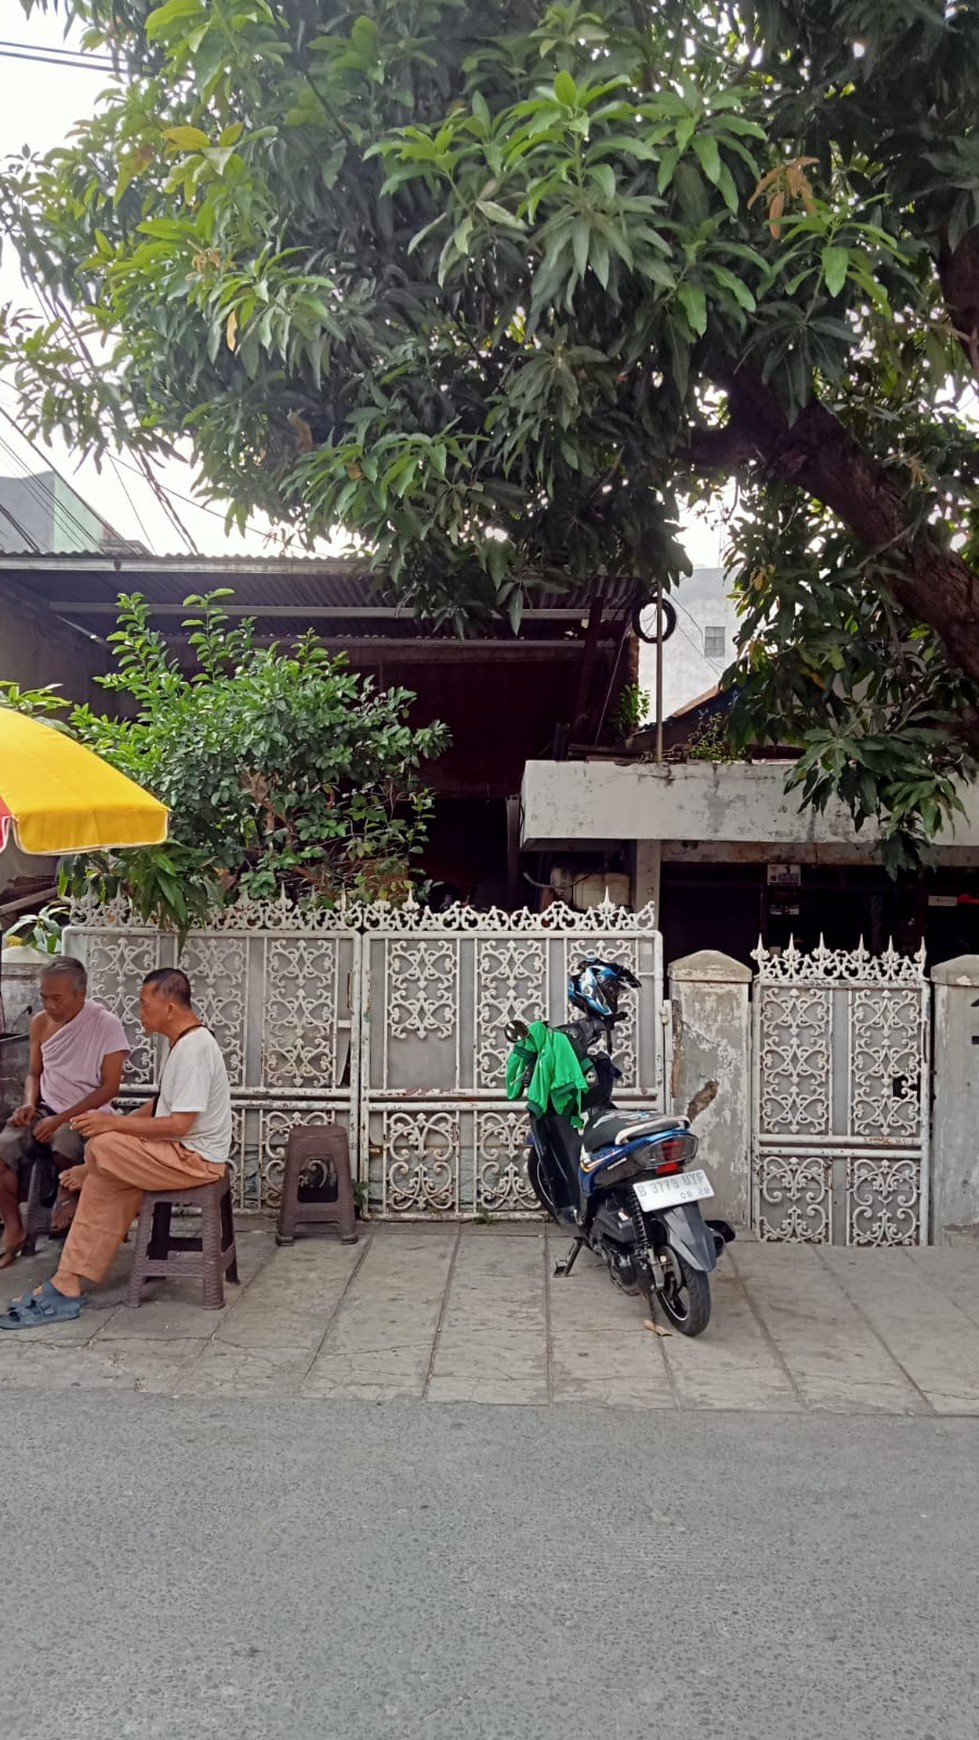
xmin=668 ymin=950 xmax=751 ymax=1226
xmin=931 ymin=957 xmax=979 ymax=1240
xmin=521 ymin=759 xmax=979 ymax=853
xmin=0 ymin=471 xmax=115 ymax=556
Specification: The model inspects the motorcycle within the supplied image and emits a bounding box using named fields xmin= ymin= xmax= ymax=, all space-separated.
xmin=506 ymin=957 xmax=734 ymax=1336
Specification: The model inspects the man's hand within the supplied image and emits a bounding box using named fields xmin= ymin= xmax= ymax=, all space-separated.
xmin=33 ymin=1114 xmax=63 ymax=1145
xmin=59 ymin=1165 xmax=87 ymax=1195
xmin=71 ymin=1111 xmax=120 ymax=1140
xmin=10 ymin=1103 xmax=37 ymax=1130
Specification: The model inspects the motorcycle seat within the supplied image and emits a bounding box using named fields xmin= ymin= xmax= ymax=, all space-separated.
xmin=581 ymin=1110 xmax=685 ymax=1155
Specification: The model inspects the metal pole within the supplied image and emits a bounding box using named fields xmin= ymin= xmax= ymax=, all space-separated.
xmin=655 ymin=582 xmax=664 ymax=764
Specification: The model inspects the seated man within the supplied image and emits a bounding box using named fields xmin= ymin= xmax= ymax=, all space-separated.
xmin=0 ymin=958 xmax=130 ymax=1269
xmin=0 ymin=966 xmax=231 ymax=1326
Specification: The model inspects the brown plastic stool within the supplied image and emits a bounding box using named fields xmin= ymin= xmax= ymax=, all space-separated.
xmin=126 ymin=1172 xmax=239 ymax=1310
xmin=276 ymin=1125 xmax=358 ymax=1246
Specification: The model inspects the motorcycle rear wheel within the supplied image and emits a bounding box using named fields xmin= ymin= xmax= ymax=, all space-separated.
xmin=654 ymin=1248 xmax=711 ymax=1337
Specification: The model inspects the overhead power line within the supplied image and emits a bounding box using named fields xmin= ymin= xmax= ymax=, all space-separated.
xmin=0 ymin=430 xmax=108 ymax=551
xmin=0 ymin=39 xmax=115 ymax=73
xmin=109 ymin=452 xmax=249 ymax=530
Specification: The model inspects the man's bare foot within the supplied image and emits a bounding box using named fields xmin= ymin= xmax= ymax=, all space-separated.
xmin=0 ymin=1240 xmax=25 ymax=1271
xmin=49 ymin=1192 xmax=76 ymax=1234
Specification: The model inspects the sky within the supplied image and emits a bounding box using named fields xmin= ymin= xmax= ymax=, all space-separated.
xmin=0 ymin=13 xmax=724 ymax=567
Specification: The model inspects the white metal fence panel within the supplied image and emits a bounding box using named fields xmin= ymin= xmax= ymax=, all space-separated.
xmin=64 ymin=895 xmax=664 ymax=1219
xmin=751 ymin=941 xmax=931 ymax=1246
xmin=65 ymin=896 xmax=360 ymax=1212
xmin=358 ymin=901 xmax=663 ymax=1217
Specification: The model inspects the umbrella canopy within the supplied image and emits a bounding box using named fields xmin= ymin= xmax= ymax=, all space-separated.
xmin=0 ymin=710 xmax=168 ymax=856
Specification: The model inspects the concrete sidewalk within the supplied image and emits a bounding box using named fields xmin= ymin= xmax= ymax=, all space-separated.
xmin=1 ymin=1221 xmax=978 ymax=1412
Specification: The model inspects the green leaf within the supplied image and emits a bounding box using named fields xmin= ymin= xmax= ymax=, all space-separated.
xmin=572 ymin=216 xmax=590 ymax=281
xmin=657 ymin=148 xmax=679 ymax=194
xmin=475 ymin=200 xmax=525 ymax=230
xmin=692 ymin=133 xmax=721 ymax=185
xmin=677 ymin=282 xmax=708 ymax=336
xmin=163 ymin=125 xmax=211 ymax=151
xmin=821 ymin=245 xmax=850 ymax=298
xmin=554 ymin=71 xmax=577 ymax=108
xmin=590 ymin=232 xmax=610 ymax=288
xmin=709 ymin=264 xmax=756 ymax=312
xmin=145 ymin=0 xmax=203 ymax=41
xmin=715 ymin=162 xmax=740 ymax=215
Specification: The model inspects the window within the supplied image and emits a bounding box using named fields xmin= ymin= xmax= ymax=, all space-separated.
xmin=704 ymin=625 xmax=726 ymax=660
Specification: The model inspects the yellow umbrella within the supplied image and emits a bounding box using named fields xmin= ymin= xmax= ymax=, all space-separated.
xmin=0 ymin=710 xmax=168 ymax=856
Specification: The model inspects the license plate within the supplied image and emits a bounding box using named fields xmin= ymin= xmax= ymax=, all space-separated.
xmin=633 ymin=1169 xmax=714 ymax=1212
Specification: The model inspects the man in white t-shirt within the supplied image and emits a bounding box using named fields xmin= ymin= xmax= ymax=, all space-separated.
xmin=0 ymin=968 xmax=232 ymax=1326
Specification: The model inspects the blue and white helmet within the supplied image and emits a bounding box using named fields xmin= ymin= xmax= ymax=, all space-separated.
xmin=568 ymin=957 xmax=639 ymax=1020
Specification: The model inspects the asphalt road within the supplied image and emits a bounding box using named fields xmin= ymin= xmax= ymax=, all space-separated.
xmin=3 ymin=1399 xmax=978 ymax=1740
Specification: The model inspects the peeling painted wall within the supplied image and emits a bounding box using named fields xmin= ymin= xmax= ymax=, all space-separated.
xmin=668 ymin=950 xmax=751 ymax=1227
xmin=932 ymin=956 xmax=979 ymax=1241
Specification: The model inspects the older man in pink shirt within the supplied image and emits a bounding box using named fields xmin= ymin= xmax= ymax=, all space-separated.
xmin=0 ymin=958 xmax=129 ymax=1268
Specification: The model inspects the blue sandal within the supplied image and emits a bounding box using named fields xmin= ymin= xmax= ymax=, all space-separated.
xmin=0 ymin=1281 xmax=89 ymax=1329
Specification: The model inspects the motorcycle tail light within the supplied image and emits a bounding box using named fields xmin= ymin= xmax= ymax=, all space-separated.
xmin=656 ymin=1135 xmax=696 ymax=1170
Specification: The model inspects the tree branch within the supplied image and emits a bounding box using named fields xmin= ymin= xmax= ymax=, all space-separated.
xmin=688 ymin=366 xmax=979 ymax=685
xmin=939 ymin=229 xmax=979 ymax=381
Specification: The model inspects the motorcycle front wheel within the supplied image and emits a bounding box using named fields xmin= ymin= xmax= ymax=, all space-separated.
xmin=654 ymin=1248 xmax=711 ymax=1337
xmin=526 ymin=1148 xmax=559 ymax=1221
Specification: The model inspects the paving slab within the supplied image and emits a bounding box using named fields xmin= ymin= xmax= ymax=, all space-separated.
xmin=215 ymin=1236 xmax=364 ymax=1352
xmin=0 ymin=1342 xmax=137 ymax=1391
xmin=176 ymin=1342 xmax=317 ymax=1397
xmin=0 ymin=1334 xmax=211 ymax=1394
xmin=93 ymin=1336 xmax=210 ymax=1392
xmin=426 ymin=1230 xmax=547 ymax=1404
xmin=545 ymin=1236 xmax=676 ymax=1408
xmin=820 ymin=1247 xmax=979 ymax=1414
xmin=95 ymin=1291 xmax=237 ymax=1340
xmin=904 ymin=1243 xmax=979 ymax=1331
xmin=658 ymin=1261 xmax=803 ymax=1411
xmin=1 ymin=1218 xmax=979 ymax=1412
xmin=225 ymin=1227 xmax=278 ymax=1282
xmin=304 ymin=1228 xmax=455 ymax=1400
xmin=734 ymin=1242 xmax=929 ymax=1414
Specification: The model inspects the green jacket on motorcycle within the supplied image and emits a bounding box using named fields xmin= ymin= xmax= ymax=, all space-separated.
xmin=505 ymin=1020 xmax=590 ymax=1125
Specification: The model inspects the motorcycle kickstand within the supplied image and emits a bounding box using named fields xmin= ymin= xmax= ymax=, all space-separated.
xmin=554 ymin=1237 xmax=584 ymax=1278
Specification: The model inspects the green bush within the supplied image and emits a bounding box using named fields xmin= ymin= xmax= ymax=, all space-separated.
xmin=1 ymin=590 xmax=448 ymax=931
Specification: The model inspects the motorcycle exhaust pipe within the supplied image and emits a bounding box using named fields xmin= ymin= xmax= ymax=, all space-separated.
xmin=707 ymin=1218 xmax=736 ymax=1258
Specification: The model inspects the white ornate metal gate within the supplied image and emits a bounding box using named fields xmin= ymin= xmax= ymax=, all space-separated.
xmin=65 ymin=895 xmax=665 ymax=1218
xmin=358 ymin=900 xmax=663 ymax=1217
xmin=751 ymin=940 xmax=931 ymax=1245
xmin=65 ymin=895 xmax=360 ymax=1211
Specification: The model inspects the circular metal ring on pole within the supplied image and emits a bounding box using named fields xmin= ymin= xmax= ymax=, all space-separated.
xmin=632 ymin=598 xmax=677 ymax=645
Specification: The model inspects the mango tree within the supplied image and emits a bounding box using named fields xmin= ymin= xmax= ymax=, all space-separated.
xmin=7 ymin=0 xmax=979 ymax=864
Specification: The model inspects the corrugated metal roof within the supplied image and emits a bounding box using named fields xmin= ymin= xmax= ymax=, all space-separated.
xmin=0 ymin=552 xmax=638 ymax=645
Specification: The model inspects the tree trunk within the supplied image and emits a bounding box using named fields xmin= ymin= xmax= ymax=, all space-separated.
xmin=939 ymin=230 xmax=979 ymax=380
xmin=693 ymin=369 xmax=979 ymax=684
